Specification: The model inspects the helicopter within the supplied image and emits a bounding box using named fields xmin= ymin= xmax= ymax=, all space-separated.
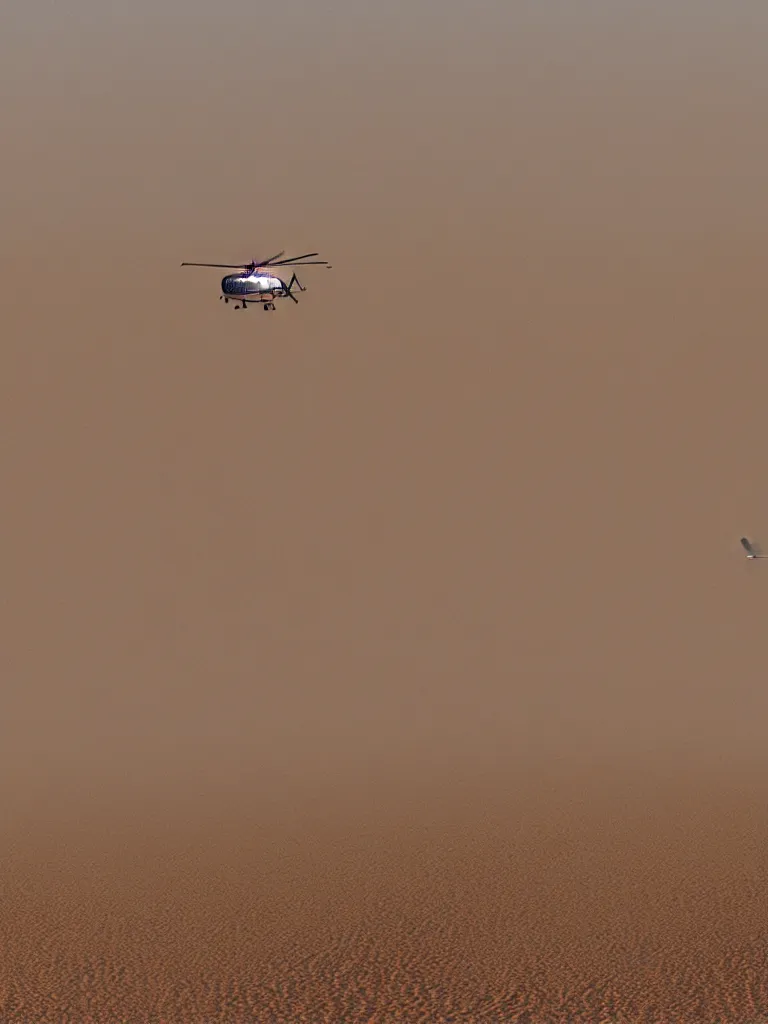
xmin=180 ymin=250 xmax=332 ymax=311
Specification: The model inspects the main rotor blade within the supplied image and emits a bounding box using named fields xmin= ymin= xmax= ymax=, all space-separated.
xmin=255 ymin=251 xmax=286 ymax=266
xmin=271 ymin=253 xmax=320 ymax=264
xmin=181 ymin=250 xmax=287 ymax=269
xmin=181 ymin=262 xmax=249 ymax=269
xmin=274 ymin=260 xmax=330 ymax=267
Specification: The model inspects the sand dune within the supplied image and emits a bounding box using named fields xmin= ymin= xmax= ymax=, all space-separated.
xmin=3 ymin=1 xmax=768 ymax=1020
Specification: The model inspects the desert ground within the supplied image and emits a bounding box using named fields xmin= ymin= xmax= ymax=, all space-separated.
xmin=3 ymin=2 xmax=768 ymax=1021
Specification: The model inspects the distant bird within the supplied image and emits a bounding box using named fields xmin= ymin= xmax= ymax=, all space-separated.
xmin=740 ymin=537 xmax=767 ymax=559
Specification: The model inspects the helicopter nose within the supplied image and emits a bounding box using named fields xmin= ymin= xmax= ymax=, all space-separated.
xmin=222 ymin=274 xmax=246 ymax=295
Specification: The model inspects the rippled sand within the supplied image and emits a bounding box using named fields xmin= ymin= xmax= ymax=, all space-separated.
xmin=3 ymin=775 xmax=768 ymax=1023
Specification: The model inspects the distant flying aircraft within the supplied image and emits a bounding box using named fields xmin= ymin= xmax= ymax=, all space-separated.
xmin=740 ymin=537 xmax=767 ymax=559
xmin=180 ymin=249 xmax=332 ymax=311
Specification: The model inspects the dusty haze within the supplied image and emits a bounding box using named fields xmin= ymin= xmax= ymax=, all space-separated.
xmin=2 ymin=2 xmax=768 ymax=1021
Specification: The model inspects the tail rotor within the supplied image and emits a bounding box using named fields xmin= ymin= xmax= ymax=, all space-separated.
xmin=282 ymin=272 xmax=305 ymax=304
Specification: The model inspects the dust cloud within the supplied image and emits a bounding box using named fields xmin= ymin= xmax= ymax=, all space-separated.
xmin=2 ymin=2 xmax=768 ymax=1020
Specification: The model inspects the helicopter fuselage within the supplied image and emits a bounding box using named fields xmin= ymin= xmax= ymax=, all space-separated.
xmin=221 ymin=270 xmax=285 ymax=299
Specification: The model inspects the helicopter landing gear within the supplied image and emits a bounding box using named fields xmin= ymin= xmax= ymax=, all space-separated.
xmin=223 ymin=297 xmax=276 ymax=311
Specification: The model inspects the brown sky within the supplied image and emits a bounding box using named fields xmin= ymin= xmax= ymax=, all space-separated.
xmin=2 ymin=5 xmax=768 ymax=1018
